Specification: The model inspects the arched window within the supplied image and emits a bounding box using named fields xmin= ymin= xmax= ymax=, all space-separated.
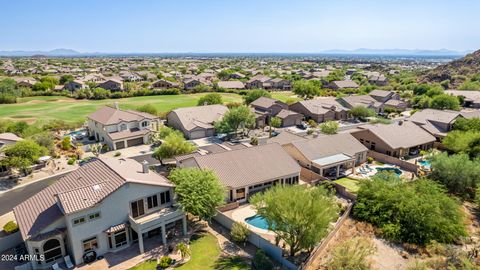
xmin=43 ymin=238 xmax=62 ymax=263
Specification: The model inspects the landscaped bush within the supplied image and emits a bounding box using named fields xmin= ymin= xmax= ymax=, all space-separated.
xmin=366 ymin=157 xmax=374 ymax=164
xmin=3 ymin=221 xmax=19 ymax=234
xmin=114 ymin=151 xmax=121 ymax=157
xmin=252 ymin=250 xmax=273 ymax=270
xmin=67 ymin=158 xmax=76 ymax=165
xmin=230 ymin=221 xmax=249 ymax=244
xmin=354 ymin=174 xmax=466 ymax=245
xmin=158 ymin=256 xmax=172 ymax=269
xmin=61 ymin=136 xmax=72 ymax=150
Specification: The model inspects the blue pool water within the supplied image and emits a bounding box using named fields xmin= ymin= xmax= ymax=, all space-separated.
xmin=245 ymin=215 xmax=271 ymax=230
xmin=418 ymin=160 xmax=431 ymax=168
xmin=376 ymin=167 xmax=402 ymax=176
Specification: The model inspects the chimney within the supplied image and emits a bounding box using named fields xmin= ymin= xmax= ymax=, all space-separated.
xmin=141 ymin=160 xmax=149 ymax=173
xmin=114 ymin=102 xmax=119 ymax=110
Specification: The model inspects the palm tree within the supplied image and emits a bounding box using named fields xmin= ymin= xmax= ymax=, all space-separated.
xmin=176 ymin=242 xmax=191 ymax=260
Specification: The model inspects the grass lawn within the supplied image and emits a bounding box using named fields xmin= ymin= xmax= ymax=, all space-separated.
xmin=0 ymin=92 xmax=297 ymax=124
xmin=128 ymin=260 xmax=157 ymax=270
xmin=334 ymin=177 xmax=361 ymax=193
xmin=128 ymin=233 xmax=249 ymax=270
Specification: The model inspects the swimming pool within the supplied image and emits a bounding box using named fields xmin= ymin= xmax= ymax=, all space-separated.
xmin=245 ymin=214 xmax=272 ymax=230
xmin=418 ymin=160 xmax=431 ymax=168
xmin=376 ymin=167 xmax=402 ymax=176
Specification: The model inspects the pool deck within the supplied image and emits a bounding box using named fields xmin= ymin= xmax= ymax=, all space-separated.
xmin=223 ymin=204 xmax=276 ymax=243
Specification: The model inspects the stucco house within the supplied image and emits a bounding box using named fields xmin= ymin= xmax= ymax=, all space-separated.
xmin=281 ymin=133 xmax=368 ymax=179
xmin=445 ymin=90 xmax=480 ymax=108
xmin=177 ymin=143 xmax=301 ymax=202
xmin=369 ymin=90 xmax=399 ymax=103
xmin=64 ymin=80 xmax=87 ymax=92
xmin=407 ymin=108 xmax=463 ymax=139
xmin=250 ymin=97 xmax=302 ymax=127
xmin=289 ymin=97 xmax=349 ymax=123
xmin=14 ymin=158 xmax=186 ymax=269
xmin=349 ymin=121 xmax=436 ymax=157
xmin=326 ymin=80 xmax=359 ymax=90
xmin=97 ymin=78 xmax=124 ymax=91
xmin=87 ymin=104 xmax=161 ymax=150
xmin=151 ymin=79 xmax=180 ymax=89
xmin=338 ymin=95 xmax=384 ymax=113
xmin=166 ymin=105 xmax=228 ymax=139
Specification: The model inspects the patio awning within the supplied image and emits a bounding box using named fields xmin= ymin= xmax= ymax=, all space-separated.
xmin=104 ymin=223 xmax=128 ymax=234
xmin=312 ymin=153 xmax=353 ymax=167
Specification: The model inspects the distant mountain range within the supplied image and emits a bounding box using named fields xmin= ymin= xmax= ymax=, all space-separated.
xmin=421 ymin=48 xmax=480 ymax=86
xmin=320 ymin=48 xmax=472 ymax=56
xmin=0 ymin=48 xmax=472 ymax=57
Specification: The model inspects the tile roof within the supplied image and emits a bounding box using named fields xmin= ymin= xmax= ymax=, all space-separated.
xmin=408 ymin=109 xmax=461 ymax=126
xmin=250 ymin=97 xmax=286 ymax=110
xmin=291 ymin=133 xmax=367 ymax=161
xmin=189 ymin=143 xmax=300 ymax=188
xmin=88 ymin=106 xmax=158 ymax=125
xmin=217 ymin=81 xmax=245 ymax=89
xmin=168 ymin=105 xmax=228 ymax=131
xmin=14 ymin=158 xmax=171 ymax=240
xmin=356 ymin=122 xmax=436 ymax=149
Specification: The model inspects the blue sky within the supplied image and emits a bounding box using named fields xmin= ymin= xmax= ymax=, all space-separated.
xmin=1 ymin=0 xmax=479 ymax=52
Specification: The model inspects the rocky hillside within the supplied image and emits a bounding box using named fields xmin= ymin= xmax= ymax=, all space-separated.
xmin=422 ymin=49 xmax=480 ymax=86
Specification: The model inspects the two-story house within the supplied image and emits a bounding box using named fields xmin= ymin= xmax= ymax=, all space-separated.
xmin=250 ymin=97 xmax=302 ymax=127
xmin=14 ymin=158 xmax=186 ymax=269
xmin=87 ymin=104 xmax=161 ymax=150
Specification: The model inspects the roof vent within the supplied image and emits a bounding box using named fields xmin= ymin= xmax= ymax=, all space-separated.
xmin=141 ymin=160 xmax=149 ymax=173
xmin=93 ymin=184 xmax=101 ymax=192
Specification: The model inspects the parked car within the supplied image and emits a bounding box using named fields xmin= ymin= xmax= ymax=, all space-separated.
xmin=297 ymin=122 xmax=308 ymax=130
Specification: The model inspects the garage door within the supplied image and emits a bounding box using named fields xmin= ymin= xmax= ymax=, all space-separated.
xmin=115 ymin=141 xmax=125 ymax=149
xmin=189 ymin=130 xmax=206 ymax=139
xmin=127 ymin=137 xmax=144 ymax=147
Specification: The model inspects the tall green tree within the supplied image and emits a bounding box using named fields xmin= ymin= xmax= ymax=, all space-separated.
xmin=430 ymin=94 xmax=460 ymax=110
xmin=169 ymin=168 xmax=225 ymax=220
xmin=349 ymin=106 xmax=375 ymax=121
xmin=152 ymin=133 xmax=196 ymax=165
xmin=197 ymin=93 xmax=223 ymax=106
xmin=429 ymin=153 xmax=480 ymax=199
xmin=244 ymin=89 xmax=271 ymax=104
xmin=214 ymin=105 xmax=255 ymax=137
xmin=320 ymin=121 xmax=339 ymax=134
xmin=292 ymin=80 xmax=320 ymax=99
xmin=2 ymin=140 xmax=48 ymax=175
xmin=354 ymin=174 xmax=466 ymax=245
xmin=251 ymin=185 xmax=339 ymax=256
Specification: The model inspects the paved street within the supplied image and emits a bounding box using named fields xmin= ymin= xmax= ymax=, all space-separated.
xmin=0 ymin=175 xmax=62 ymax=215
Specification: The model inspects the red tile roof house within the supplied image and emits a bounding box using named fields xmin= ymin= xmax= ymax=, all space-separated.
xmin=87 ymin=104 xmax=161 ymax=151
xmin=13 ymin=158 xmax=186 ymax=269
xmin=178 ymin=143 xmax=301 ymax=203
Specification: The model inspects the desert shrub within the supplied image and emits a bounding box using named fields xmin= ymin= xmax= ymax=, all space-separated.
xmin=67 ymin=158 xmax=76 ymax=165
xmin=252 ymin=250 xmax=273 ymax=270
xmin=354 ymin=176 xmax=466 ymax=245
xmin=230 ymin=222 xmax=249 ymax=243
xmin=327 ymin=237 xmax=376 ymax=270
xmin=61 ymin=136 xmax=72 ymax=150
xmin=3 ymin=221 xmax=19 ymax=234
